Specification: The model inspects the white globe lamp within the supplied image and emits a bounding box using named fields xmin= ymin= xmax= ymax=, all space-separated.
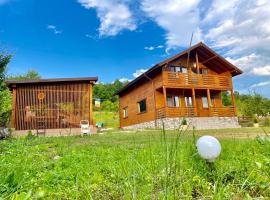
xmin=196 ymin=136 xmax=221 ymax=162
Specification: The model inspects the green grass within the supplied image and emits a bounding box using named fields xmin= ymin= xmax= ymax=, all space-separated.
xmin=0 ymin=128 xmax=270 ymax=199
xmin=93 ymin=111 xmax=119 ymax=128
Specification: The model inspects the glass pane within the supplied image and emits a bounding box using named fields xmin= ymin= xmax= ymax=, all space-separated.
xmin=175 ymin=67 xmax=181 ymax=72
xmin=167 ymin=96 xmax=173 ymax=107
xmin=185 ymin=97 xmax=193 ymax=107
xmin=202 ymin=97 xmax=209 ymax=108
xmin=202 ymin=69 xmax=208 ymax=75
xmin=174 ymin=96 xmax=180 ymax=107
xmin=138 ymin=99 xmax=146 ymax=113
xmin=182 ymin=67 xmax=188 ymax=73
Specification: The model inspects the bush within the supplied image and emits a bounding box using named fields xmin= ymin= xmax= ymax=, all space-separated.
xmin=263 ymin=118 xmax=270 ymax=127
xmin=181 ymin=118 xmax=187 ymax=125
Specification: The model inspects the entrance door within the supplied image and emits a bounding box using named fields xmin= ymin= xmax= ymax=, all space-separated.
xmin=196 ymin=95 xmax=209 ymax=117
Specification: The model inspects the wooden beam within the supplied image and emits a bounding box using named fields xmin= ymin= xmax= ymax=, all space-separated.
xmin=163 ymin=86 xmax=167 ymax=107
xmin=192 ymin=88 xmax=197 ymax=116
xmin=11 ymin=86 xmax=17 ymax=129
xmin=201 ymin=55 xmax=218 ymax=64
xmin=207 ymin=89 xmax=211 ymax=117
xmin=196 ymin=51 xmax=199 ymax=74
xmin=89 ymin=82 xmax=93 ymax=125
xmin=231 ymin=90 xmax=237 ymax=116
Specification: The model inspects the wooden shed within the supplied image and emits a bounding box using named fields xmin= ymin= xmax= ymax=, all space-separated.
xmin=7 ymin=77 xmax=98 ymax=134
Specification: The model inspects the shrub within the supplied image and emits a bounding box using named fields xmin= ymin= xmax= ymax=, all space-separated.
xmin=181 ymin=118 xmax=187 ymax=125
xmin=263 ymin=118 xmax=270 ymax=127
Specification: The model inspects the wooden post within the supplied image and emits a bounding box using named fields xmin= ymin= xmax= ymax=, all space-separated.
xmin=89 ymin=82 xmax=93 ymax=125
xmin=196 ymin=51 xmax=199 ymax=74
xmin=231 ymin=89 xmax=237 ymax=116
xmin=192 ymin=88 xmax=197 ymax=116
xmin=163 ymin=86 xmax=167 ymax=107
xmin=119 ymin=97 xmax=122 ymax=128
xmin=207 ymin=89 xmax=211 ymax=116
xmin=11 ymin=85 xmax=17 ymax=129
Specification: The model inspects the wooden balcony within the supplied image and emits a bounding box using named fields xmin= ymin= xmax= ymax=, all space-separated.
xmin=156 ymin=106 xmax=235 ymax=119
xmin=162 ymin=71 xmax=232 ymax=89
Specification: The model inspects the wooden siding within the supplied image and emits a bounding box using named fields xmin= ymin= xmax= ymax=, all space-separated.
xmin=13 ymin=82 xmax=93 ymax=130
xmin=119 ymin=74 xmax=162 ymax=127
xmin=119 ymin=54 xmax=238 ymax=127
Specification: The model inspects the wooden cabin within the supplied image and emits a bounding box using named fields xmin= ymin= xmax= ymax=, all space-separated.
xmin=116 ymin=42 xmax=243 ymax=130
xmin=7 ymin=77 xmax=98 ymax=136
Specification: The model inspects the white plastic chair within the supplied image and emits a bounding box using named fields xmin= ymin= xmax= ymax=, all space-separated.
xmin=80 ymin=120 xmax=90 ymax=136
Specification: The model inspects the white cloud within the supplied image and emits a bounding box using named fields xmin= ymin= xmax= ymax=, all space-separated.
xmin=78 ymin=0 xmax=136 ymax=36
xmin=141 ymin=0 xmax=201 ymax=49
xmin=252 ymin=65 xmax=270 ymax=76
xmin=205 ymin=0 xmax=270 ymax=59
xmin=250 ymin=81 xmax=270 ymax=88
xmin=119 ymin=78 xmax=131 ymax=82
xmin=47 ymin=25 xmax=62 ymax=35
xmin=144 ymin=45 xmax=164 ymax=51
xmin=133 ymin=68 xmax=148 ymax=78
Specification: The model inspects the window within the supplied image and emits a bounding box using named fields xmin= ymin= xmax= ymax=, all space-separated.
xmin=181 ymin=67 xmax=188 ymax=73
xmin=138 ymin=99 xmax=147 ymax=113
xmin=123 ymin=107 xmax=128 ymax=118
xmin=185 ymin=97 xmax=193 ymax=107
xmin=201 ymin=68 xmax=208 ymax=75
xmin=169 ymin=65 xmax=187 ymax=73
xmin=202 ymin=97 xmax=209 ymax=108
xmin=167 ymin=96 xmax=180 ymax=107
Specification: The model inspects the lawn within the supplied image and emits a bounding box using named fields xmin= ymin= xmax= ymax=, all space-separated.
xmin=0 ymin=128 xmax=270 ymax=199
xmin=93 ymin=111 xmax=119 ymax=128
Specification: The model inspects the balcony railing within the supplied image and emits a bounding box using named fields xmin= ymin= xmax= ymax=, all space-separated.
xmin=156 ymin=106 xmax=235 ymax=119
xmin=162 ymin=71 xmax=232 ymax=89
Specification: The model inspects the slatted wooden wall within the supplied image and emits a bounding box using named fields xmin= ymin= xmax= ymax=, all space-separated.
xmin=14 ymin=82 xmax=91 ymax=130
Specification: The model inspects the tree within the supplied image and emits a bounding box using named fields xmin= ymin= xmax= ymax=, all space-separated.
xmin=7 ymin=69 xmax=41 ymax=80
xmin=0 ymin=54 xmax=12 ymax=126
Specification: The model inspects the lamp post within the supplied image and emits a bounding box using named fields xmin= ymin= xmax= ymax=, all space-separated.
xmin=196 ymin=136 xmax=221 ymax=162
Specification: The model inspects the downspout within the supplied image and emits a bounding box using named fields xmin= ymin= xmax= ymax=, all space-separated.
xmin=144 ymin=73 xmax=157 ymax=128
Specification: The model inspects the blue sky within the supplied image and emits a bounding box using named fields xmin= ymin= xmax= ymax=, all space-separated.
xmin=1 ymin=0 xmax=270 ymax=97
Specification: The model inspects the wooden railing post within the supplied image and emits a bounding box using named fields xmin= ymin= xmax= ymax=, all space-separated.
xmin=207 ymin=89 xmax=211 ymax=116
xmin=192 ymin=88 xmax=197 ymax=116
xmin=163 ymin=86 xmax=167 ymax=117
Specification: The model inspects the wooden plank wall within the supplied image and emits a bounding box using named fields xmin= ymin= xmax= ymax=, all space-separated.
xmin=14 ymin=82 xmax=91 ymax=130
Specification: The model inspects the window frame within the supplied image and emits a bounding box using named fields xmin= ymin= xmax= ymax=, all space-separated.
xmin=185 ymin=96 xmax=193 ymax=107
xmin=166 ymin=95 xmax=180 ymax=108
xmin=202 ymin=96 xmax=209 ymax=109
xmin=137 ymin=98 xmax=147 ymax=114
xmin=123 ymin=107 xmax=128 ymax=118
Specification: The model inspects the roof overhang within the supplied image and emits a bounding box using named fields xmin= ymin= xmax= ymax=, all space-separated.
xmin=6 ymin=77 xmax=98 ymax=87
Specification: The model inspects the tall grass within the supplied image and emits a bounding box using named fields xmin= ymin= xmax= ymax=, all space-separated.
xmin=0 ymin=128 xmax=269 ymax=199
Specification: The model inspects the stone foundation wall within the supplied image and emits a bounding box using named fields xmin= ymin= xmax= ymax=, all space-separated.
xmin=122 ymin=117 xmax=241 ymax=130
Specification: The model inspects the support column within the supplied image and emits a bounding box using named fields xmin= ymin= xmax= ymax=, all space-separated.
xmin=207 ymin=89 xmax=211 ymax=117
xmin=231 ymin=89 xmax=237 ymax=116
xmin=163 ymin=86 xmax=167 ymax=107
xmin=11 ymin=85 xmax=16 ymax=129
xmin=192 ymin=88 xmax=197 ymax=116
xmin=89 ymin=82 xmax=93 ymax=125
xmin=196 ymin=51 xmax=199 ymax=74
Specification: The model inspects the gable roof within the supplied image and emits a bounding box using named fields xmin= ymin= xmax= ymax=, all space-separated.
xmin=116 ymin=42 xmax=243 ymax=95
xmin=6 ymin=77 xmax=98 ymax=86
